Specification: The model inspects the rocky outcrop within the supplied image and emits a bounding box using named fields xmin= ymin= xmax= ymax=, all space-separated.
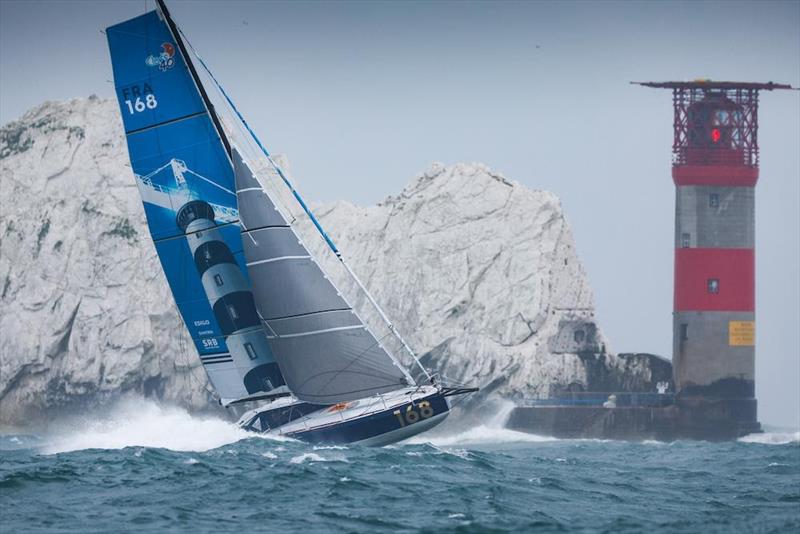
xmin=0 ymin=98 xmax=658 ymax=426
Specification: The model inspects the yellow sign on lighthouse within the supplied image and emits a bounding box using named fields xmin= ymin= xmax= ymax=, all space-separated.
xmin=729 ymin=321 xmax=755 ymax=346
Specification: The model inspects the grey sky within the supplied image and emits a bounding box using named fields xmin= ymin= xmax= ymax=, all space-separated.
xmin=1 ymin=0 xmax=798 ymax=428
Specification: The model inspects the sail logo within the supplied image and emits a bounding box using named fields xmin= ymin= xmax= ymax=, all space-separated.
xmin=145 ymin=42 xmax=176 ymax=71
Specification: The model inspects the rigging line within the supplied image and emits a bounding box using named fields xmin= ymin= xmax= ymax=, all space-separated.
xmin=156 ymin=0 xmax=232 ymax=160
xmin=179 ymin=29 xmax=427 ymax=383
xmin=227 ymin=101 xmax=431 ymax=383
xmin=233 ymin=143 xmax=299 ymax=229
xmin=232 ymin=142 xmax=415 ymax=384
xmin=339 ymin=260 xmax=431 ymax=381
xmin=309 ymin=330 xmax=405 ymax=397
xmin=178 ymin=27 xmax=339 ymax=256
xmin=229 ymin=155 xmax=293 ymax=245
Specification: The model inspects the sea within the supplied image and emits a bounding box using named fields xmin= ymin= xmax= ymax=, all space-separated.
xmin=1 ymin=399 xmax=798 ymax=533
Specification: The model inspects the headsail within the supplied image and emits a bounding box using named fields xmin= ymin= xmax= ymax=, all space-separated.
xmin=106 ymin=10 xmax=286 ymax=404
xmin=233 ymin=149 xmax=411 ymax=404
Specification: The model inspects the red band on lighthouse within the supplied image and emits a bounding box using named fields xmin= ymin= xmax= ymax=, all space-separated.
xmin=674 ymin=248 xmax=754 ymax=311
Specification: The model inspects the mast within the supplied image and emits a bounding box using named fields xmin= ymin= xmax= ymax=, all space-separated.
xmin=155 ymin=0 xmax=232 ymax=160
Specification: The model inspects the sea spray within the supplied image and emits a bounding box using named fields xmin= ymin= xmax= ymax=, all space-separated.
xmin=404 ymin=397 xmax=557 ymax=446
xmin=738 ymin=431 xmax=800 ymax=445
xmin=39 ymin=396 xmax=288 ymax=454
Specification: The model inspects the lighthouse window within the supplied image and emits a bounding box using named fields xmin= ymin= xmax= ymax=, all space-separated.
xmin=681 ymin=233 xmax=691 ymax=248
xmin=214 ymin=274 xmax=224 ymax=287
xmin=244 ymin=342 xmax=258 ymax=360
xmin=680 ymin=324 xmax=688 ymax=341
xmin=707 ymin=278 xmax=719 ymax=294
xmin=228 ymin=305 xmax=239 ymax=320
xmin=709 ymin=193 xmax=719 ymax=208
xmin=714 ymin=110 xmax=730 ymax=125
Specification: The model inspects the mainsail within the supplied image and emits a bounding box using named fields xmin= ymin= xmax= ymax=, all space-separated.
xmin=106 ymin=10 xmax=286 ymax=404
xmin=233 ymin=149 xmax=410 ymax=404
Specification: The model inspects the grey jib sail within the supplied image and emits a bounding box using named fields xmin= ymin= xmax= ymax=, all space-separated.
xmin=233 ymin=149 xmax=409 ymax=404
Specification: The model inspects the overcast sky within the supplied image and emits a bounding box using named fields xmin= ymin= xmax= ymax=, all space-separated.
xmin=1 ymin=0 xmax=798 ymax=428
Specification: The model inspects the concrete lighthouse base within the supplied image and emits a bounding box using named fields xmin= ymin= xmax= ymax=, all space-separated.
xmin=506 ymin=399 xmax=761 ymax=441
xmin=505 ymin=357 xmax=761 ymax=441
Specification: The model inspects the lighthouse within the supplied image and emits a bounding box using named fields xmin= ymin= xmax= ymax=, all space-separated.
xmin=176 ymin=199 xmax=285 ymax=395
xmin=636 ymin=80 xmax=794 ymax=433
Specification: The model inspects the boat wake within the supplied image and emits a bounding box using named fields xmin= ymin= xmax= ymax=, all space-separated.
xmin=404 ymin=399 xmax=558 ymax=447
xmin=40 ymin=397 xmax=285 ymax=455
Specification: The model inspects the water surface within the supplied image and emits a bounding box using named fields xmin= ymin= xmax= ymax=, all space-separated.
xmin=1 ymin=400 xmax=797 ymax=533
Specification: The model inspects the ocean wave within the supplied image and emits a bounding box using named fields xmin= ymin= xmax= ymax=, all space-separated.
xmin=738 ymin=431 xmax=800 ymax=445
xmin=404 ymin=399 xmax=559 ymax=446
xmin=39 ymin=397 xmax=281 ymax=454
xmin=411 ymin=425 xmax=559 ymax=447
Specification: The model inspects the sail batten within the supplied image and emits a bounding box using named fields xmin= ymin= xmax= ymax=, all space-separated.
xmin=267 ymin=325 xmax=366 ymax=340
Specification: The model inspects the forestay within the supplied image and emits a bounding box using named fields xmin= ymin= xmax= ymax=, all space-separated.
xmin=233 ymin=149 xmax=410 ymax=404
xmin=106 ymin=10 xmax=286 ymax=405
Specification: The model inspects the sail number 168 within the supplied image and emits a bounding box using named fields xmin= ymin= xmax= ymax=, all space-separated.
xmin=394 ymin=400 xmax=434 ymax=427
xmin=125 ymin=94 xmax=158 ymax=114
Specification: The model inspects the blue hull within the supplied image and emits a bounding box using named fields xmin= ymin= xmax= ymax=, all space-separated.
xmin=287 ymin=392 xmax=450 ymax=446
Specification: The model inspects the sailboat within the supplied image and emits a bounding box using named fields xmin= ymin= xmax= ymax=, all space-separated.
xmin=105 ymin=0 xmax=476 ymax=446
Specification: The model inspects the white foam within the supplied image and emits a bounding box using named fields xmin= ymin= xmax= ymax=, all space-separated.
xmin=261 ymin=451 xmax=278 ymax=459
xmin=738 ymin=431 xmax=800 ymax=445
xmin=405 ymin=400 xmax=559 ymax=446
xmin=41 ymin=397 xmax=271 ymax=454
xmin=290 ymin=452 xmax=328 ymax=464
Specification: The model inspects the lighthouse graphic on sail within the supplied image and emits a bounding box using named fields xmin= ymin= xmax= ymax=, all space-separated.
xmin=135 ymin=159 xmax=239 ymax=224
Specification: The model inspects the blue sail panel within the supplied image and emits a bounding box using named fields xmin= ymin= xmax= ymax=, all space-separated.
xmin=126 ymin=114 xmax=234 ymax=241
xmin=107 ymin=9 xmax=286 ymax=404
xmin=106 ymin=11 xmax=205 ymax=134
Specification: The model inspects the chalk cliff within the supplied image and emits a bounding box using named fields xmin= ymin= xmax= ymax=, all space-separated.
xmin=0 ymin=98 xmax=661 ymax=426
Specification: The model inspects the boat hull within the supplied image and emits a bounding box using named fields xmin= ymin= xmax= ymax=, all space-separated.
xmin=239 ymin=386 xmax=449 ymax=446
xmin=288 ymin=391 xmax=450 ymax=446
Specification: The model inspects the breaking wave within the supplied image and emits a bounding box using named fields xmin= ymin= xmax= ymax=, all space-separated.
xmin=738 ymin=431 xmax=800 ymax=445
xmin=40 ymin=397 xmax=276 ymax=454
xmin=404 ymin=399 xmax=558 ymax=446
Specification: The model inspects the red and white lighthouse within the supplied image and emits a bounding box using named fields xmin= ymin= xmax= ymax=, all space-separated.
xmin=637 ymin=80 xmax=794 ymax=431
